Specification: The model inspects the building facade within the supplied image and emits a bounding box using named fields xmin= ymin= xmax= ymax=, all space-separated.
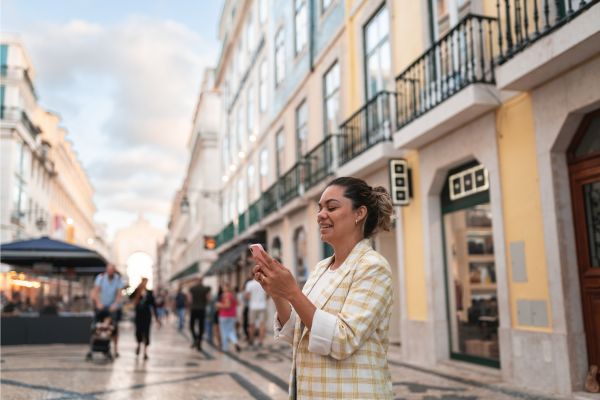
xmin=0 ymin=38 xmax=54 ymax=242
xmin=171 ymin=0 xmax=599 ymax=395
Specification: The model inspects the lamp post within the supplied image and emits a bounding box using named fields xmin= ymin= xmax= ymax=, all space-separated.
xmin=179 ymin=189 xmax=221 ymax=214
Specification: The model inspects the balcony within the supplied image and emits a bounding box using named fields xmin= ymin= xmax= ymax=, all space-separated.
xmin=237 ymin=210 xmax=247 ymax=234
xmin=0 ymin=106 xmax=42 ymax=139
xmin=216 ymin=222 xmax=235 ymax=248
xmin=248 ymin=199 xmax=261 ymax=226
xmin=495 ymin=0 xmax=600 ymax=90
xmin=280 ymin=162 xmax=303 ymax=205
xmin=303 ymin=135 xmax=336 ymax=190
xmin=393 ymin=14 xmax=500 ymax=149
xmin=261 ymin=182 xmax=279 ymax=218
xmin=338 ymin=91 xmax=394 ymax=166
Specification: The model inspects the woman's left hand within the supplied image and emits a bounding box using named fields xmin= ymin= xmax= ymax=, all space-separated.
xmin=254 ymin=249 xmax=299 ymax=300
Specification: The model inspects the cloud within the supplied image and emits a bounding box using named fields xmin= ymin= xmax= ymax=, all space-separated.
xmin=19 ymin=16 xmax=216 ymax=237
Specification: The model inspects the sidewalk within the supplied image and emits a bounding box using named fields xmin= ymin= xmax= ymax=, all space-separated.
xmin=0 ymin=319 xmax=573 ymax=399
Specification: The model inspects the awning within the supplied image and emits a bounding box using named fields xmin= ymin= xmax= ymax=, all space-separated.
xmin=169 ymin=262 xmax=199 ymax=282
xmin=204 ymin=243 xmax=249 ymax=276
xmin=0 ymin=236 xmax=107 ymax=273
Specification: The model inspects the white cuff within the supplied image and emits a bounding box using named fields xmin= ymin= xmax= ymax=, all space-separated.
xmin=307 ymin=309 xmax=337 ymax=355
xmin=274 ymin=312 xmax=296 ymax=345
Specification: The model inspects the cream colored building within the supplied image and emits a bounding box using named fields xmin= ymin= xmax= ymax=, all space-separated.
xmin=0 ymin=37 xmax=54 ymax=242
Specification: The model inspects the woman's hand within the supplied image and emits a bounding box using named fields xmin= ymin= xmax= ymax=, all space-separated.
xmin=253 ymin=249 xmax=299 ymax=300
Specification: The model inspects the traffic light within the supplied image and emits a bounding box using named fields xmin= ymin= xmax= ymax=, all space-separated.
xmin=204 ymin=235 xmax=217 ymax=250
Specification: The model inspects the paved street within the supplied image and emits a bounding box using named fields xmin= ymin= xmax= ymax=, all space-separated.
xmin=1 ymin=320 xmax=568 ymax=400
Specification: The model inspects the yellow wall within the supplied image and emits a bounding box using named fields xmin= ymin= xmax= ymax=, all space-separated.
xmin=496 ymin=94 xmax=552 ymax=332
xmin=403 ymin=151 xmax=428 ymax=320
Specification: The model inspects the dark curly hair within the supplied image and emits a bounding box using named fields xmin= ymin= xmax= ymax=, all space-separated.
xmin=327 ymin=177 xmax=393 ymax=238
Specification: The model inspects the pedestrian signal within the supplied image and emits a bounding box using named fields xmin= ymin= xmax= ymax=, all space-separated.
xmin=389 ymin=159 xmax=411 ymax=206
xmin=204 ymin=236 xmax=217 ymax=250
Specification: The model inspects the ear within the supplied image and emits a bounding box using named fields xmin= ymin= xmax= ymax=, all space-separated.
xmin=355 ymin=205 xmax=368 ymax=223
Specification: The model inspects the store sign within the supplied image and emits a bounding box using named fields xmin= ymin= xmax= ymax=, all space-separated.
xmin=204 ymin=235 xmax=217 ymax=250
xmin=389 ymin=159 xmax=411 ymax=206
xmin=449 ymin=164 xmax=489 ymax=201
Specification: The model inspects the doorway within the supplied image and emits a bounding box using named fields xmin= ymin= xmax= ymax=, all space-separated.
xmin=568 ymin=109 xmax=600 ymax=374
xmin=441 ymin=160 xmax=500 ymax=368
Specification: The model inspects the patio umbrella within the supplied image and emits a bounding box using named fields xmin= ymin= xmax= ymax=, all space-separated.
xmin=0 ymin=236 xmax=107 ymax=274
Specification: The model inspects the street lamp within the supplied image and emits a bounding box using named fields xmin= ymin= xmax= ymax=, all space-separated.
xmin=179 ymin=189 xmax=220 ymax=214
xmin=11 ymin=210 xmax=48 ymax=231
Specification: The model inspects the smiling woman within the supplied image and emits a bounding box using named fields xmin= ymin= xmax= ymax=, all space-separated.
xmin=252 ymin=176 xmax=395 ymax=399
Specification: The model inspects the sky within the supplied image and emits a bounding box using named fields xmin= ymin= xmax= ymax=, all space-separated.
xmin=1 ymin=0 xmax=223 ymax=239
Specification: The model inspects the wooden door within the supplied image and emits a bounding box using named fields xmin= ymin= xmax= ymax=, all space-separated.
xmin=570 ymin=154 xmax=600 ymax=369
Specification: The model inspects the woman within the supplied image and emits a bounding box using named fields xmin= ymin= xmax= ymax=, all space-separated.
xmin=130 ymin=278 xmax=161 ymax=360
xmin=254 ymin=177 xmax=394 ymax=399
xmin=216 ymin=281 xmax=241 ymax=352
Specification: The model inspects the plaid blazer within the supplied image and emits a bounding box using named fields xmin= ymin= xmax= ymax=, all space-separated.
xmin=290 ymin=239 xmax=393 ymax=399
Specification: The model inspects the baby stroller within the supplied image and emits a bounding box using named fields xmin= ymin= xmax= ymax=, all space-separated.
xmin=85 ymin=309 xmax=115 ymax=361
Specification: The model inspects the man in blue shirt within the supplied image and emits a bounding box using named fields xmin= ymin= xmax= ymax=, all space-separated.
xmin=91 ymin=263 xmax=124 ymax=357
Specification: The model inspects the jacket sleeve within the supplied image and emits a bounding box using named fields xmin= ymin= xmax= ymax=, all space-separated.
xmin=326 ymin=257 xmax=392 ymax=360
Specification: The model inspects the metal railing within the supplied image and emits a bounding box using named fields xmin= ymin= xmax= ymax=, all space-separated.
xmin=496 ymin=0 xmax=598 ymax=63
xmin=303 ymin=135 xmax=336 ymax=189
xmin=248 ymin=199 xmax=261 ymax=226
xmin=338 ymin=91 xmax=394 ymax=166
xmin=237 ymin=211 xmax=247 ymax=234
xmin=280 ymin=162 xmax=303 ymax=205
xmin=261 ymin=182 xmax=279 ymax=217
xmin=395 ymin=14 xmax=498 ymax=130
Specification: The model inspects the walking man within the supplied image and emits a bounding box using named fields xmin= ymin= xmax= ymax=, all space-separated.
xmin=245 ymin=273 xmax=267 ymax=348
xmin=175 ymin=285 xmax=186 ymax=331
xmin=188 ymin=277 xmax=210 ymax=351
xmin=91 ymin=263 xmax=124 ymax=357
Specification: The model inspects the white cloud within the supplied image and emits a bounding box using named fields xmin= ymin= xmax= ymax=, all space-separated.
xmin=20 ymin=16 xmax=216 ymax=238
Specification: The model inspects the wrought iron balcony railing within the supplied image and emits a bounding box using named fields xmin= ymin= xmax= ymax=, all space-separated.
xmin=261 ymin=182 xmax=279 ymax=217
xmin=338 ymin=91 xmax=394 ymax=165
xmin=303 ymin=135 xmax=336 ymax=190
xmin=237 ymin=210 xmax=247 ymax=234
xmin=280 ymin=162 xmax=303 ymax=205
xmin=496 ymin=0 xmax=598 ymax=63
xmin=395 ymin=14 xmax=498 ymax=130
xmin=248 ymin=199 xmax=261 ymax=226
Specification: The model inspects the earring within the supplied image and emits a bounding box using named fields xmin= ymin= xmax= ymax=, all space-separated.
xmin=355 ymin=219 xmax=358 ymax=226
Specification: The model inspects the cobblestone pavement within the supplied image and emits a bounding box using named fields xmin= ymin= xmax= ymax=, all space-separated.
xmin=0 ymin=320 xmax=569 ymax=400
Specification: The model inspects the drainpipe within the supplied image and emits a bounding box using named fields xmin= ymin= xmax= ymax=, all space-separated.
xmin=309 ymin=0 xmax=316 ymax=72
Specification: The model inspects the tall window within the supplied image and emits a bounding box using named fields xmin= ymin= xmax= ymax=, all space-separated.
xmin=259 ymin=147 xmax=269 ymax=190
xmin=364 ymin=6 xmax=391 ymax=100
xmin=0 ymin=44 xmax=8 ymax=75
xmin=259 ymin=0 xmax=268 ymax=24
xmin=259 ymin=60 xmax=268 ymax=112
xmin=275 ymin=28 xmax=285 ymax=86
xmin=323 ymin=62 xmax=340 ymax=135
xmin=295 ymin=101 xmax=308 ymax=159
xmin=276 ymin=129 xmax=285 ymax=177
xmin=237 ymin=178 xmax=245 ymax=213
xmin=293 ymin=227 xmax=308 ymax=285
xmin=247 ymin=84 xmax=254 ymax=136
xmin=237 ymin=105 xmax=244 ymax=155
xmin=247 ymin=164 xmax=256 ymax=201
xmin=246 ymin=15 xmax=255 ymax=54
xmin=294 ymin=0 xmax=308 ymax=54
xmin=0 ymin=85 xmax=5 ymax=118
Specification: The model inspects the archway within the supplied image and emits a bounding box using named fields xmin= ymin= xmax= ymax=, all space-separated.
xmin=126 ymin=251 xmax=154 ymax=293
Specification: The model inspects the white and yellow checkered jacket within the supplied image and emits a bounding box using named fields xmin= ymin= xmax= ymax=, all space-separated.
xmin=289 ymin=239 xmax=393 ymax=399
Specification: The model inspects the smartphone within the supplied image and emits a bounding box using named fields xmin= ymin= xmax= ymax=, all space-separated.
xmin=249 ymin=243 xmax=268 ymax=265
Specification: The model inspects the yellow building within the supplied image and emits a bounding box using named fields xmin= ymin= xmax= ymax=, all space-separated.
xmin=173 ymin=0 xmax=599 ymax=395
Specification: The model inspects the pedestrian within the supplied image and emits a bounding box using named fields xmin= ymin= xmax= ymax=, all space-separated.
xmin=130 ymin=278 xmax=161 ymax=360
xmin=253 ymin=177 xmax=395 ymax=398
xmin=188 ymin=277 xmax=210 ymax=351
xmin=216 ymin=281 xmax=241 ymax=352
xmin=208 ymin=286 xmax=223 ymax=348
xmin=241 ymin=277 xmax=252 ymax=343
xmin=244 ymin=271 xmax=267 ymax=348
xmin=154 ymin=289 xmax=166 ymax=325
xmin=90 ymin=263 xmax=124 ymax=358
xmin=174 ymin=285 xmax=186 ymax=331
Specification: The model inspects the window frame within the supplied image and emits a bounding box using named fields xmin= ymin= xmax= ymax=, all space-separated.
xmin=323 ymin=61 xmax=340 ymax=136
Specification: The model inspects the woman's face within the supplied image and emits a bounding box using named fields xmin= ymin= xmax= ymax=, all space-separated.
xmin=317 ymin=185 xmax=362 ymax=245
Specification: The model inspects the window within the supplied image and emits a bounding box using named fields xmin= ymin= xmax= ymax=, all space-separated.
xmin=246 ymin=15 xmax=255 ymax=54
xmin=247 ymin=84 xmax=254 ymax=135
xmin=0 ymin=44 xmax=7 ymax=75
xmin=247 ymin=164 xmax=256 ymax=201
xmin=237 ymin=40 xmax=245 ymax=80
xmin=295 ymin=101 xmax=308 ymax=159
xmin=237 ymin=105 xmax=244 ymax=155
xmin=276 ymin=129 xmax=285 ymax=177
xmin=271 ymin=236 xmax=282 ymax=260
xmin=275 ymin=28 xmax=285 ymax=86
xmin=259 ymin=0 xmax=268 ymax=24
xmin=323 ymin=62 xmax=340 ymax=135
xmin=222 ymin=135 xmax=230 ymax=172
xmin=321 ymin=0 xmax=333 ymax=14
xmin=364 ymin=6 xmax=391 ymax=100
xmin=0 ymin=85 xmax=5 ymax=118
xmin=259 ymin=148 xmax=269 ymax=190
xmin=294 ymin=0 xmax=308 ymax=54
xmin=259 ymin=60 xmax=268 ymax=112
xmin=237 ymin=178 xmax=246 ymax=213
